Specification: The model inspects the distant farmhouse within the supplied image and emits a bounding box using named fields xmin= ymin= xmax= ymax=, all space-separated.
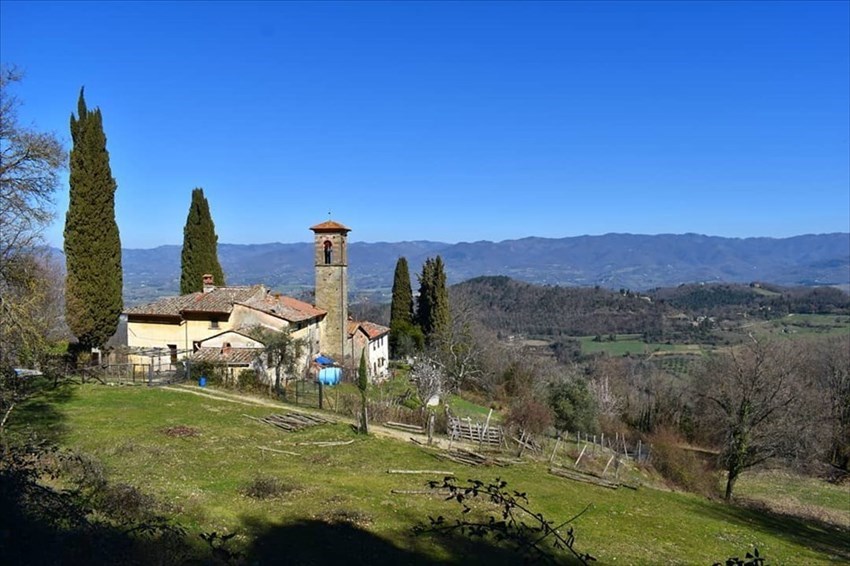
xmin=124 ymin=220 xmax=388 ymax=383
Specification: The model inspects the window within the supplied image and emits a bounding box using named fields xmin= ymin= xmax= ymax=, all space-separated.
xmin=323 ymin=240 xmax=333 ymax=264
xmin=209 ymin=319 xmax=220 ymax=329
xmin=168 ymin=344 xmax=177 ymax=364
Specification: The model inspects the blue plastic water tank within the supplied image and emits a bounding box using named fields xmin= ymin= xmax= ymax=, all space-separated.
xmin=317 ymin=367 xmax=341 ymax=386
xmin=199 ymin=376 xmax=207 ymax=387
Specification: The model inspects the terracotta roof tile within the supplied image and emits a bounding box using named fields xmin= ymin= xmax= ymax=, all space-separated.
xmin=360 ymin=321 xmax=389 ymax=339
xmin=310 ymin=220 xmax=351 ymax=233
xmin=191 ymin=347 xmax=260 ymax=365
xmin=238 ymin=293 xmax=326 ymax=323
xmin=348 ymin=320 xmax=389 ymax=340
xmin=183 ymin=286 xmax=263 ymax=313
xmin=125 ymin=295 xmax=195 ymax=317
xmin=125 ymin=286 xmax=264 ymax=317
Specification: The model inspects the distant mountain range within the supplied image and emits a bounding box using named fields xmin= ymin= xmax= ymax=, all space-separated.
xmin=116 ymin=233 xmax=850 ymax=306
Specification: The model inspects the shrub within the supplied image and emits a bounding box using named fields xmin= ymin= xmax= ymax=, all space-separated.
xmin=97 ymin=483 xmax=158 ymax=523
xmin=237 ymin=369 xmax=264 ymax=393
xmin=506 ymin=395 xmax=554 ymax=437
xmin=548 ymin=378 xmax=599 ymax=434
xmin=650 ymin=428 xmax=720 ymax=497
xmin=188 ymin=360 xmax=226 ymax=385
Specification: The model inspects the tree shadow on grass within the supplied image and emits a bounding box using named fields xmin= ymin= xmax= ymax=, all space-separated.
xmin=687 ymin=496 xmax=850 ymax=561
xmin=5 ymin=377 xmax=76 ymax=444
xmin=239 ymin=515 xmax=573 ymax=566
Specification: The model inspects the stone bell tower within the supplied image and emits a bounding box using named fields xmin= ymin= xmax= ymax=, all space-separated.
xmin=310 ymin=220 xmax=351 ymax=362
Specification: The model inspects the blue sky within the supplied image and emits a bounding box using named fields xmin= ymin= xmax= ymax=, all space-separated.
xmin=2 ymin=1 xmax=848 ymax=248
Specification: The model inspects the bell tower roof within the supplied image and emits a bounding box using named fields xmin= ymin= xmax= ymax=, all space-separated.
xmin=310 ymin=220 xmax=351 ymax=234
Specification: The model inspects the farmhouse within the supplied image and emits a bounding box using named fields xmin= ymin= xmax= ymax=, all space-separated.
xmin=124 ymin=220 xmax=389 ymax=383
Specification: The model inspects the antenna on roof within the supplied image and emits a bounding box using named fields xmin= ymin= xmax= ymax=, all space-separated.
xmin=328 ymin=210 xmax=332 ymax=219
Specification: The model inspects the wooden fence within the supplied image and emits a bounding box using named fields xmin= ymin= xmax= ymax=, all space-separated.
xmin=81 ymin=362 xmax=182 ymax=386
xmin=447 ymin=415 xmax=506 ymax=448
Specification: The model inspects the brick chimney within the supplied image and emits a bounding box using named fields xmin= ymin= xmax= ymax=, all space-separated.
xmin=202 ymin=273 xmax=215 ymax=293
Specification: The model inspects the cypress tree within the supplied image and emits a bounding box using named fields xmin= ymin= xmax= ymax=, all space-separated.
xmin=431 ymin=255 xmax=450 ymax=339
xmin=416 ymin=256 xmax=450 ymax=345
xmin=416 ymin=258 xmax=435 ymax=336
xmin=389 ymin=257 xmax=414 ymax=357
xmin=180 ymin=187 xmax=225 ymax=294
xmin=64 ymin=88 xmax=123 ymax=350
xmin=390 ymin=257 xmax=414 ymax=327
xmin=357 ymin=349 xmax=369 ymax=434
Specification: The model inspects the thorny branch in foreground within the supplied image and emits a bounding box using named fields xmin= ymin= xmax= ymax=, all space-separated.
xmin=413 ymin=477 xmax=595 ymax=565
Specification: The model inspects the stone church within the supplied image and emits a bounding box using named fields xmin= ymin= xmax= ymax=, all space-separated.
xmin=124 ymin=220 xmax=389 ymax=382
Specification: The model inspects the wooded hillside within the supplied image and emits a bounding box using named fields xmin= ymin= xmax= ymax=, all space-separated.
xmin=450 ymin=276 xmax=850 ymax=340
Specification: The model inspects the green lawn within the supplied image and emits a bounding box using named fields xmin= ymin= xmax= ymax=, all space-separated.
xmin=446 ymin=393 xmax=498 ymax=422
xmin=770 ymin=313 xmax=850 ymax=337
xmin=10 ymin=382 xmax=850 ymax=564
xmin=735 ymin=470 xmax=850 ymax=525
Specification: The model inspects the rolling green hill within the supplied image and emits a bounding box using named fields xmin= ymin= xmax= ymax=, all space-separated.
xmin=6 ymin=382 xmax=848 ymax=564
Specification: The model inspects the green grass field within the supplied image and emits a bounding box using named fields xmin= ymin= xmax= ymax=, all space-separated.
xmin=574 ymin=317 xmax=849 ymax=360
xmin=10 ymin=382 xmax=850 ymax=564
xmin=578 ymin=335 xmax=703 ymax=357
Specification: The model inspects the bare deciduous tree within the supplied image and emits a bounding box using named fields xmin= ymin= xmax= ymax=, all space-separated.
xmin=588 ymin=371 xmax=622 ymax=420
xmin=0 ymin=66 xmax=67 ymax=377
xmin=247 ymin=326 xmax=304 ymax=397
xmin=695 ymin=336 xmax=803 ymax=500
xmin=808 ymin=336 xmax=850 ymax=470
xmin=428 ymin=290 xmax=502 ymax=393
xmin=410 ymin=359 xmax=445 ymax=407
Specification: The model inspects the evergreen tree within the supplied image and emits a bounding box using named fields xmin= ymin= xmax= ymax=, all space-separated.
xmin=416 ymin=258 xmax=435 ymax=335
xmin=357 ymin=349 xmax=369 ymax=434
xmin=390 ymin=257 xmax=414 ymax=327
xmin=180 ymin=187 xmax=225 ymax=294
xmin=64 ymin=88 xmax=122 ymax=350
xmin=389 ymin=257 xmax=415 ymax=357
xmin=431 ymin=255 xmax=450 ymax=339
xmin=416 ymin=256 xmax=450 ymax=345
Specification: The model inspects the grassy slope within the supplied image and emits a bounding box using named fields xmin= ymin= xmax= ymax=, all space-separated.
xmin=14 ymin=383 xmax=850 ymax=564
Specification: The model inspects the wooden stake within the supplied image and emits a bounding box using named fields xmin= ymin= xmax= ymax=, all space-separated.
xmin=257 ymin=446 xmax=300 ymax=456
xmin=295 ymin=440 xmax=354 ymax=447
xmin=574 ymin=443 xmax=587 ymax=466
xmin=387 ymin=470 xmax=454 ymax=475
xmin=602 ymin=455 xmax=615 ymax=476
xmin=549 ymin=434 xmax=562 ymax=464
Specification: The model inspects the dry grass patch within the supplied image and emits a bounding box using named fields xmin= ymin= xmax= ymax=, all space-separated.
xmin=241 ymin=476 xmax=301 ymax=500
xmin=738 ymin=496 xmax=849 ymax=530
xmin=317 ymin=508 xmax=373 ymax=527
xmin=163 ymin=425 xmax=200 ymax=438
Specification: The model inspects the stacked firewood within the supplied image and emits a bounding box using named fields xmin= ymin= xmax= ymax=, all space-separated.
xmin=258 ymin=412 xmax=334 ymax=432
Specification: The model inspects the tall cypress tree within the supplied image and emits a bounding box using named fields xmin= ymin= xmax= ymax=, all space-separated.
xmin=180 ymin=187 xmax=225 ymax=294
xmin=431 ymin=255 xmax=450 ymax=339
xmin=390 ymin=257 xmax=414 ymax=327
xmin=416 ymin=258 xmax=435 ymax=336
xmin=357 ymin=349 xmax=369 ymax=434
xmin=389 ymin=257 xmax=415 ymax=357
xmin=416 ymin=256 xmax=450 ymax=345
xmin=64 ymin=88 xmax=123 ymax=350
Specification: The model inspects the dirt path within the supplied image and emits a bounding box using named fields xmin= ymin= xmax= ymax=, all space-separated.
xmin=160 ymin=384 xmax=448 ymax=447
